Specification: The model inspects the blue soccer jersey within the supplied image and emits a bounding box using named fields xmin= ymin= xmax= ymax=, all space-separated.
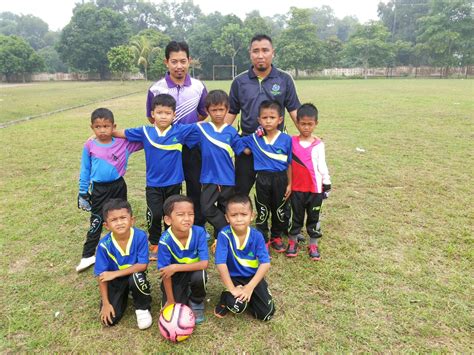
xmin=241 ymin=131 xmax=292 ymax=172
xmin=157 ymin=225 xmax=209 ymax=269
xmin=195 ymin=122 xmax=244 ymax=186
xmin=125 ymin=125 xmax=198 ymax=187
xmin=215 ymin=226 xmax=270 ymax=278
xmin=94 ymin=227 xmax=149 ymax=276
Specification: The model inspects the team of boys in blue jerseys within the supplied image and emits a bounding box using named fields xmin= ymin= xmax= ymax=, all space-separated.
xmin=76 ymin=36 xmax=331 ymax=329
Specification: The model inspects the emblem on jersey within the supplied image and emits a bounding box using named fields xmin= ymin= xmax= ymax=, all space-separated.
xmin=248 ymin=251 xmax=254 ymax=257
xmin=271 ymin=84 xmax=281 ymax=96
xmin=172 ymin=137 xmax=178 ymax=142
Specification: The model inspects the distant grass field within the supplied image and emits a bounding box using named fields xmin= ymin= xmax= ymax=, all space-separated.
xmin=1 ymin=79 xmax=473 ymax=352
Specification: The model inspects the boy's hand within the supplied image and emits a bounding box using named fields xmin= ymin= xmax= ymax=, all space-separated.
xmin=159 ymin=264 xmax=178 ymax=279
xmin=99 ymin=271 xmax=117 ymax=282
xmin=284 ymin=184 xmax=292 ymax=200
xmin=78 ymin=193 xmax=91 ymax=212
xmin=255 ymin=125 xmax=266 ymax=137
xmin=230 ymin=285 xmax=244 ymax=299
xmin=237 ymin=284 xmax=254 ymax=302
xmin=243 ymin=148 xmax=252 ymax=155
xmin=100 ymin=303 xmax=115 ymax=326
xmin=322 ymin=184 xmax=331 ymax=199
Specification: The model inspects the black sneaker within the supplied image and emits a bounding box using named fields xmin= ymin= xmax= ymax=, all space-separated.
xmin=214 ymin=304 xmax=228 ymax=318
xmin=308 ymin=244 xmax=321 ymax=261
xmin=285 ymin=240 xmax=298 ymax=257
xmin=270 ymin=237 xmax=285 ymax=253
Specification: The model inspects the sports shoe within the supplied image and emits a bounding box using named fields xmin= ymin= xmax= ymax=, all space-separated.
xmin=270 ymin=237 xmax=285 ymax=253
xmin=285 ymin=240 xmax=298 ymax=257
xmin=75 ymin=256 xmax=96 ymax=272
xmin=149 ymin=245 xmax=158 ymax=261
xmin=135 ymin=309 xmax=152 ymax=330
xmin=214 ymin=304 xmax=228 ymax=318
xmin=308 ymin=244 xmax=321 ymax=261
xmin=189 ymin=300 xmax=205 ymax=324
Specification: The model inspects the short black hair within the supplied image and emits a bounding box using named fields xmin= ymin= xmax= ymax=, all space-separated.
xmin=151 ymin=94 xmax=176 ymax=112
xmin=258 ymin=100 xmax=282 ymax=117
xmin=297 ymin=103 xmax=318 ymax=122
xmin=165 ymin=40 xmax=190 ymax=60
xmin=250 ymin=34 xmax=273 ymax=46
xmin=225 ymin=194 xmax=253 ymax=212
xmin=91 ymin=108 xmax=114 ymax=124
xmin=205 ymin=90 xmax=229 ymax=109
xmin=163 ymin=195 xmax=193 ymax=217
xmin=102 ymin=198 xmax=132 ymax=220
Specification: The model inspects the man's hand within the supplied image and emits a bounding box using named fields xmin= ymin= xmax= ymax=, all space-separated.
xmin=99 ymin=271 xmax=118 ymax=282
xmin=100 ymin=303 xmax=115 ymax=326
xmin=159 ymin=264 xmax=178 ymax=279
xmin=78 ymin=193 xmax=91 ymax=212
xmin=322 ymin=184 xmax=331 ymax=199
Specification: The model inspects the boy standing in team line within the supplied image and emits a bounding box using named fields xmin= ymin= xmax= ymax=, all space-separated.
xmin=195 ymin=90 xmax=244 ymax=240
xmin=287 ymin=103 xmax=331 ymax=260
xmin=214 ymin=194 xmax=275 ymax=321
xmin=157 ymin=195 xmax=209 ymax=324
xmin=77 ymin=108 xmax=142 ymax=272
xmin=240 ymin=100 xmax=292 ymax=252
xmin=94 ymin=199 xmax=152 ymax=329
xmin=112 ymin=94 xmax=198 ymax=260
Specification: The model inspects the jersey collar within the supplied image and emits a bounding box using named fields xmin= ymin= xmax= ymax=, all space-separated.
xmin=165 ymin=72 xmax=192 ymax=88
xmin=169 ymin=227 xmax=192 ymax=250
xmin=111 ymin=228 xmax=134 ymax=256
xmin=209 ymin=122 xmax=228 ymax=133
xmin=155 ymin=125 xmax=172 ymax=137
xmin=248 ymin=64 xmax=277 ymax=80
xmin=263 ymin=130 xmax=281 ymax=145
xmin=230 ymin=226 xmax=250 ymax=250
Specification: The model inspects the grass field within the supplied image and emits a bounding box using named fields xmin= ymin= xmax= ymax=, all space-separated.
xmin=1 ymin=79 xmax=473 ymax=352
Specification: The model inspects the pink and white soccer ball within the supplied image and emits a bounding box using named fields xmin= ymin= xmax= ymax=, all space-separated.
xmin=159 ymin=303 xmax=195 ymax=342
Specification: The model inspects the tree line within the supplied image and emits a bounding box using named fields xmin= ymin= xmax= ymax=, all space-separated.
xmin=0 ymin=0 xmax=472 ymax=82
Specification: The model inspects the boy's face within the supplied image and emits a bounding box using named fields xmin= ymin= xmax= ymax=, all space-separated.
xmin=165 ymin=50 xmax=190 ymax=82
xmin=103 ymin=208 xmax=134 ymax=236
xmin=258 ymin=108 xmax=283 ymax=133
xmin=296 ymin=116 xmax=317 ymax=138
xmin=151 ymin=105 xmax=175 ymax=130
xmin=164 ymin=201 xmax=195 ymax=235
xmin=206 ymin=103 xmax=228 ymax=125
xmin=225 ymin=202 xmax=254 ymax=235
xmin=91 ymin=118 xmax=115 ymax=143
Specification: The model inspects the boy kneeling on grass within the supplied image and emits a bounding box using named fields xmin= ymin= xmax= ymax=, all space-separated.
xmin=94 ymin=198 xmax=152 ymax=330
xmin=214 ymin=194 xmax=275 ymax=321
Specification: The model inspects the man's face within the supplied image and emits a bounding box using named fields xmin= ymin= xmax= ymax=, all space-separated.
xmin=249 ymin=39 xmax=274 ymax=73
xmin=165 ymin=50 xmax=190 ymax=82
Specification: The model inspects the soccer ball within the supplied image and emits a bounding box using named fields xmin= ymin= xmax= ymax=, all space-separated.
xmin=159 ymin=303 xmax=195 ymax=342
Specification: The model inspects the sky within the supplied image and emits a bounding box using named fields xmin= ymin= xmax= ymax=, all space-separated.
xmin=1 ymin=0 xmax=383 ymax=31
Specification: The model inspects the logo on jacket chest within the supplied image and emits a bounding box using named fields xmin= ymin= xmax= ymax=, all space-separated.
xmin=271 ymin=83 xmax=281 ymax=96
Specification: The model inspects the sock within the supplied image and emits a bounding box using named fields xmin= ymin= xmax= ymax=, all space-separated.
xmin=309 ymin=238 xmax=318 ymax=246
xmin=289 ymin=235 xmax=297 ymax=242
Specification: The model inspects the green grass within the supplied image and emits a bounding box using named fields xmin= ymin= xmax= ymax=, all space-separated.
xmin=1 ymin=79 xmax=473 ymax=352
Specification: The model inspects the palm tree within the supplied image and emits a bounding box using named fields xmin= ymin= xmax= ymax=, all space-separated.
xmin=130 ymin=36 xmax=160 ymax=81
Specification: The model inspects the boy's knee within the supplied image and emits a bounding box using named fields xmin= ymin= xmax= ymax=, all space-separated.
xmin=128 ymin=272 xmax=151 ymax=295
xmin=189 ymin=270 xmax=207 ymax=287
xmin=254 ymin=301 xmax=275 ymax=321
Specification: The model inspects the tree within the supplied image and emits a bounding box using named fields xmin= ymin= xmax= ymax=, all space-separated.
xmin=276 ymin=8 xmax=325 ymax=78
xmin=310 ymin=5 xmax=338 ymax=40
xmin=342 ymin=21 xmax=393 ymax=78
xmin=212 ymin=22 xmax=251 ymax=78
xmin=323 ymin=36 xmax=343 ymax=68
xmin=57 ymin=3 xmax=130 ymax=79
xmin=335 ymin=16 xmax=359 ymax=42
xmin=244 ymin=11 xmax=273 ymax=37
xmin=0 ymin=35 xmax=44 ymax=82
xmin=417 ymin=0 xmax=473 ymax=76
xmin=130 ymin=36 xmax=160 ymax=80
xmin=0 ymin=12 xmax=50 ymax=50
xmin=148 ymin=47 xmax=167 ymax=80
xmin=108 ymin=45 xmax=135 ymax=81
xmin=37 ymin=46 xmax=68 ymax=73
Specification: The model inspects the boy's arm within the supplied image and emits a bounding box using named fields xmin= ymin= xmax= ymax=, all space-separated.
xmin=98 ymin=263 xmax=147 ymax=282
xmin=112 ymin=129 xmax=126 ymax=139
xmin=159 ymin=260 xmax=208 ymax=279
xmin=216 ymin=264 xmax=243 ymax=298
xmin=162 ymin=276 xmax=175 ymax=306
xmin=78 ymin=144 xmax=91 ymax=195
xmin=239 ymin=263 xmax=270 ymax=302
xmin=285 ymin=164 xmax=292 ymax=200
xmin=98 ymin=279 xmax=115 ymax=325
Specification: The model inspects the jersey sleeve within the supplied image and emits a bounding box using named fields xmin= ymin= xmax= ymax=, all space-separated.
xmin=230 ymin=130 xmax=245 ymax=155
xmin=78 ymin=143 xmax=91 ymax=194
xmin=197 ymin=228 xmax=209 ymax=261
xmin=197 ymin=85 xmax=208 ymax=118
xmin=136 ymin=230 xmax=149 ymax=264
xmin=157 ymin=239 xmax=172 ymax=269
xmin=146 ymin=89 xmax=154 ymax=119
xmin=316 ymin=142 xmax=331 ymax=185
xmin=228 ymin=79 xmax=241 ymax=115
xmin=94 ymin=242 xmax=110 ymax=276
xmin=125 ymin=127 xmax=145 ymax=142
xmin=286 ymin=135 xmax=293 ymax=164
xmin=284 ymin=74 xmax=300 ymax=113
xmin=126 ymin=140 xmax=144 ymax=153
xmin=179 ymin=124 xmax=199 ymax=148
xmin=254 ymin=230 xmax=270 ymax=264
xmin=214 ymin=231 xmax=229 ymax=264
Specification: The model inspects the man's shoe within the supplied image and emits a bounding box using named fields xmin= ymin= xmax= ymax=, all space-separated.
xmin=285 ymin=240 xmax=298 ymax=257
xmin=189 ymin=300 xmax=205 ymax=324
xmin=214 ymin=304 xmax=228 ymax=319
xmin=76 ymin=256 xmax=96 ymax=272
xmin=270 ymin=237 xmax=285 ymax=253
xmin=149 ymin=245 xmax=158 ymax=261
xmin=135 ymin=309 xmax=152 ymax=330
xmin=308 ymin=244 xmax=321 ymax=261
